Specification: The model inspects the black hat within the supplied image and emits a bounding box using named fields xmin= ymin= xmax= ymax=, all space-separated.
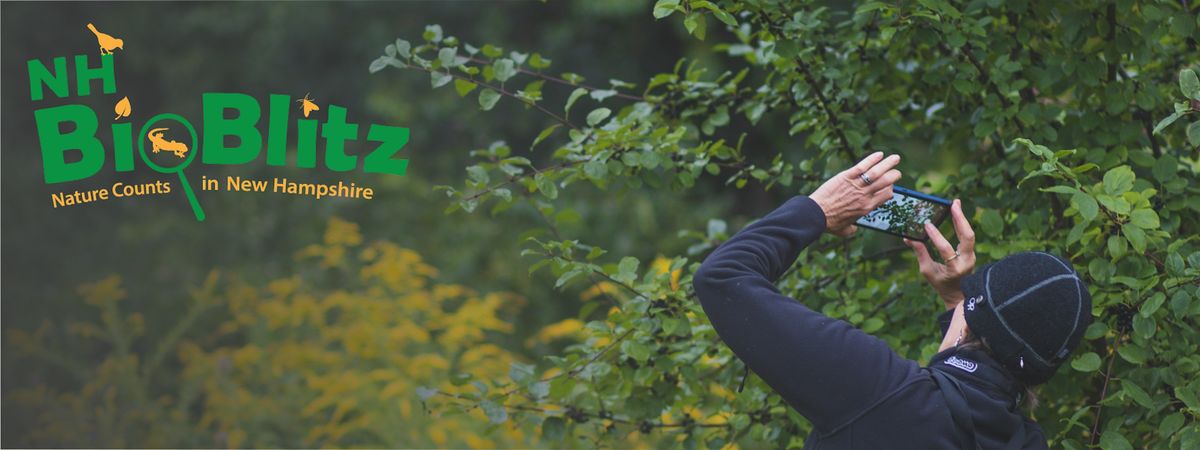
xmin=961 ymin=251 xmax=1092 ymax=386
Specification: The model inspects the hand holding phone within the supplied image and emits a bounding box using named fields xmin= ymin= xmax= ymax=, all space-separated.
xmin=901 ymin=199 xmax=977 ymax=309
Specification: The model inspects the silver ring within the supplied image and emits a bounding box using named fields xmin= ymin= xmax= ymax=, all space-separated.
xmin=946 ymin=251 xmax=961 ymax=262
xmin=859 ymin=173 xmax=872 ymax=185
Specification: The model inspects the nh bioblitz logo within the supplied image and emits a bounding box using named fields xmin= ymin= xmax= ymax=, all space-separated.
xmin=29 ymin=23 xmax=411 ymax=221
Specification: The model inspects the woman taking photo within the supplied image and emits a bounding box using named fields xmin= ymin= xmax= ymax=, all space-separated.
xmin=693 ymin=152 xmax=1092 ymax=449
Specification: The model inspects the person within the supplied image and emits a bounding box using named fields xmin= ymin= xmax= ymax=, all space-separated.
xmin=692 ymin=152 xmax=1092 ymax=449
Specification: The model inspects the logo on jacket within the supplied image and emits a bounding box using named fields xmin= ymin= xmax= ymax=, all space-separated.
xmin=965 ymin=295 xmax=983 ymax=311
xmin=945 ymin=356 xmax=978 ymax=373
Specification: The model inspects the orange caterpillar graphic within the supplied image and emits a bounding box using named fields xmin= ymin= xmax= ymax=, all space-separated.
xmin=147 ymin=128 xmax=189 ymax=158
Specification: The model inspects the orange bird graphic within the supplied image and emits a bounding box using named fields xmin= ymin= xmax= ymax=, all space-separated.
xmin=86 ymin=23 xmax=124 ymax=55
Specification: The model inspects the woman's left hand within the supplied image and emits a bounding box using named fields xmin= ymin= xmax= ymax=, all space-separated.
xmin=903 ymin=198 xmax=976 ymax=309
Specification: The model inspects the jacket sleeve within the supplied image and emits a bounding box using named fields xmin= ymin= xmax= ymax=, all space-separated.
xmin=692 ymin=195 xmax=922 ymax=433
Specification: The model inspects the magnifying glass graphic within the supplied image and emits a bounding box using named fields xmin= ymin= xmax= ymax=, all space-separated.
xmin=137 ymin=113 xmax=205 ymax=221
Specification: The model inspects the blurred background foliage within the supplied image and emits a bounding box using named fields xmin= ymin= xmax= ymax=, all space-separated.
xmin=3 ymin=0 xmax=1199 ymax=449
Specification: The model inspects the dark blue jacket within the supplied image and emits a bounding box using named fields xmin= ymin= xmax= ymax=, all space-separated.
xmin=692 ymin=196 xmax=1048 ymax=449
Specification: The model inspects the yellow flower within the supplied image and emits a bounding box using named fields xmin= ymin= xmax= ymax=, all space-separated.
xmin=650 ymin=256 xmax=681 ymax=291
xmin=77 ymin=275 xmax=126 ymax=307
xmin=580 ymin=281 xmax=619 ymax=300
xmin=324 ymin=216 xmax=363 ymax=247
xmin=528 ymin=318 xmax=586 ymax=347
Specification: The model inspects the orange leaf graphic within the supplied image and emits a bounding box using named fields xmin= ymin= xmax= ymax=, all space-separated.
xmin=114 ymin=96 xmax=131 ymax=120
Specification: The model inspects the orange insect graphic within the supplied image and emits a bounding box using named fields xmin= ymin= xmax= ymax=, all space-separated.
xmin=86 ymin=23 xmax=124 ymax=55
xmin=298 ymin=93 xmax=320 ymax=118
xmin=147 ymin=128 xmax=189 ymax=158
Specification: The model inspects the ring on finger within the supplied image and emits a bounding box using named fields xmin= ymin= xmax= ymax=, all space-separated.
xmin=859 ymin=173 xmax=873 ymax=185
xmin=946 ymin=251 xmax=960 ymax=262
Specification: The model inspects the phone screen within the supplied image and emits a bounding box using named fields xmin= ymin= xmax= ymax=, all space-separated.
xmin=855 ymin=186 xmax=951 ymax=241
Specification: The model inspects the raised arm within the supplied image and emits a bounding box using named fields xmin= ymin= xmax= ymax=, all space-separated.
xmin=693 ymin=153 xmax=921 ymax=433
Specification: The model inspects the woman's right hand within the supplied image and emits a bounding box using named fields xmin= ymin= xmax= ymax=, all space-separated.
xmin=903 ymin=198 xmax=976 ymax=309
xmin=809 ymin=152 xmax=902 ymax=237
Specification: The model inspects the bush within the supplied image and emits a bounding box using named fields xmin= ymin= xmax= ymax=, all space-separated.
xmin=372 ymin=1 xmax=1200 ymax=448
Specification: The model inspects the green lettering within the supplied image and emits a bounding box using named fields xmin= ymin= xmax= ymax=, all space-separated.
xmin=28 ymin=57 xmax=69 ymax=101
xmin=321 ymin=105 xmax=358 ymax=172
xmin=74 ymin=54 xmax=116 ymax=97
xmin=201 ymin=93 xmax=262 ymax=165
xmin=35 ymin=104 xmax=104 ymax=183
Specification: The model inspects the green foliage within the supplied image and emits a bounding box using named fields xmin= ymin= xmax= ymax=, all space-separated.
xmin=373 ymin=0 xmax=1200 ymax=447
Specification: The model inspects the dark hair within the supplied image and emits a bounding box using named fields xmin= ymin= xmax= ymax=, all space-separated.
xmin=957 ymin=329 xmax=1039 ymax=411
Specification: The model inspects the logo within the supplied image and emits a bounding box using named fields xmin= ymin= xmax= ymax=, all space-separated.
xmin=29 ymin=23 xmax=409 ymax=222
xmin=945 ymin=356 xmax=978 ymax=373
xmin=965 ymin=295 xmax=983 ymax=311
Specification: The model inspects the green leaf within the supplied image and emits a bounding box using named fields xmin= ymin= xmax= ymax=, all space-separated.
xmin=438 ymin=47 xmax=458 ymax=68
xmin=478 ymin=89 xmax=501 ymax=111
xmin=1122 ymin=224 xmax=1147 ymax=253
xmin=481 ymin=400 xmax=508 ymax=424
xmin=423 ymin=24 xmax=443 ymax=43
xmin=1129 ymin=208 xmax=1160 ymax=229
xmin=1097 ymin=194 xmax=1130 ymax=215
xmin=1181 ymin=68 xmax=1200 ymax=101
xmin=1071 ymin=193 xmax=1099 ymax=221
xmin=531 ymin=124 xmax=561 ymax=150
xmin=368 ymin=57 xmax=390 ymax=74
xmin=430 ymin=71 xmax=452 ymax=89
xmin=1041 ymin=185 xmax=1082 ymax=195
xmin=1103 ymin=166 xmax=1135 ymax=195
xmin=979 ymin=209 xmax=1004 ymax=235
xmin=565 ymin=88 xmax=588 ymax=116
xmin=1071 ymin=352 xmax=1101 ymax=372
xmin=587 ymin=107 xmax=612 ymax=127
xmin=862 ymin=318 xmax=884 ymax=333
xmin=529 ymin=53 xmax=551 ymax=69
xmin=707 ymin=219 xmax=727 ymax=236
xmin=618 ymin=256 xmax=639 ymax=281
xmin=1099 ymin=430 xmax=1133 ymax=450
xmin=1188 ymin=121 xmax=1200 ymax=147
xmin=590 ymin=89 xmax=616 ymax=102
xmin=466 ymin=165 xmax=489 ymax=184
xmin=652 ymin=0 xmax=679 ymax=19
xmin=1121 ymin=380 xmax=1154 ymax=408
xmin=542 ymin=417 xmax=565 ymax=441
xmin=394 ymin=39 xmax=411 ymax=59
xmin=1170 ymin=289 xmax=1192 ymax=318
xmin=1152 ymin=111 xmax=1185 ymax=135
xmin=1142 ymin=292 xmax=1166 ymax=317
xmin=1117 ymin=343 xmax=1149 ymax=365
xmin=583 ymin=159 xmax=607 ymax=179
xmin=416 ymin=386 xmax=438 ymax=401
xmin=1158 ymin=413 xmax=1184 ymax=439
xmin=621 ymin=340 xmax=651 ymax=362
xmin=683 ymin=13 xmax=706 ymax=40
xmin=535 ymin=173 xmax=558 ymax=199
xmin=1132 ymin=313 xmax=1155 ymax=340
xmin=454 ymin=79 xmax=478 ymax=97
xmin=493 ymin=59 xmax=518 ymax=82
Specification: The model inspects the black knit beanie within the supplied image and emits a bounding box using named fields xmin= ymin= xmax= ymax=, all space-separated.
xmin=961 ymin=251 xmax=1092 ymax=386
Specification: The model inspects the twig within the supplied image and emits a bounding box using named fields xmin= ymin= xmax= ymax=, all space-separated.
xmin=1088 ymin=336 xmax=1122 ymax=447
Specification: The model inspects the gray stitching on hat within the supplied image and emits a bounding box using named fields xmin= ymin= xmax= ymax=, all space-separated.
xmin=1035 ymin=251 xmax=1073 ymax=273
xmin=994 ymin=274 xmax=1079 ymax=311
xmin=1052 ymin=277 xmax=1085 ymax=359
xmin=992 ymin=306 xmax=1054 ymax=364
xmin=986 ymin=265 xmax=1053 ymax=365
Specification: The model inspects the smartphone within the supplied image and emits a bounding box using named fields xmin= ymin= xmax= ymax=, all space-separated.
xmin=855 ymin=186 xmax=952 ymax=241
